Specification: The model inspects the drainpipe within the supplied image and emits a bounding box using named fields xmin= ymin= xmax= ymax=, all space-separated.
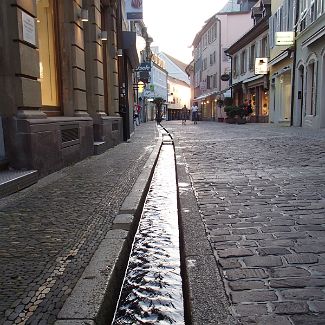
xmin=217 ymin=18 xmax=222 ymax=94
xmin=290 ymin=0 xmax=300 ymax=126
xmin=225 ymin=53 xmax=233 ymax=98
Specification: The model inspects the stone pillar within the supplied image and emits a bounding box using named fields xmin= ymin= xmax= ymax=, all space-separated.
xmin=83 ymin=0 xmax=105 ymax=118
xmin=0 ymin=0 xmax=44 ymax=119
xmin=106 ymin=3 xmax=120 ymax=117
xmin=57 ymin=0 xmax=88 ymax=117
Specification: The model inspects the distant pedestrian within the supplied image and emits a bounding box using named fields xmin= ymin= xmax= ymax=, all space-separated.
xmin=133 ymin=104 xmax=140 ymax=126
xmin=191 ymin=102 xmax=199 ymax=124
xmin=181 ymin=105 xmax=188 ymax=125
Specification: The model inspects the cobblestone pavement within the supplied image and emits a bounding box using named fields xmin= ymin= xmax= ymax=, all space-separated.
xmin=0 ymin=123 xmax=158 ymax=325
xmin=164 ymin=121 xmax=325 ymax=325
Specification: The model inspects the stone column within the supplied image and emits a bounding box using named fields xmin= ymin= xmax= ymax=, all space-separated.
xmin=57 ymin=0 xmax=88 ymax=117
xmin=83 ymin=0 xmax=105 ymax=118
xmin=0 ymin=0 xmax=44 ymax=119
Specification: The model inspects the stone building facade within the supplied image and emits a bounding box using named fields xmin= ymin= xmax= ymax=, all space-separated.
xmin=0 ymin=0 xmax=127 ymax=177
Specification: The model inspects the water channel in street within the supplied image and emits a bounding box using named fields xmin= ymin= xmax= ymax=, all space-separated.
xmin=112 ymin=139 xmax=185 ymax=324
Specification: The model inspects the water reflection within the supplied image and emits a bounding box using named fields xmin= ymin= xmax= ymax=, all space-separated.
xmin=113 ymin=145 xmax=184 ymax=325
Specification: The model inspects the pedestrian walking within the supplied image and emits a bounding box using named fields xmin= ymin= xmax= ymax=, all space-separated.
xmin=191 ymin=102 xmax=199 ymax=124
xmin=133 ymin=104 xmax=140 ymax=126
xmin=181 ymin=105 xmax=188 ymax=125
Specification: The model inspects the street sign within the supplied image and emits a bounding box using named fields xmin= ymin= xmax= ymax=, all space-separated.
xmin=220 ymin=74 xmax=230 ymax=81
xmin=275 ymin=32 xmax=294 ymax=46
xmin=135 ymin=62 xmax=151 ymax=72
xmin=255 ymin=58 xmax=268 ymax=75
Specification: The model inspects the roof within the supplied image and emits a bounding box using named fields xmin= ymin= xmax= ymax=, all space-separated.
xmin=168 ymin=76 xmax=190 ymax=88
xmin=219 ymin=0 xmax=241 ymax=13
xmin=162 ymin=52 xmax=188 ymax=73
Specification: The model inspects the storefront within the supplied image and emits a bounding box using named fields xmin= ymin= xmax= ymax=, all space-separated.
xmin=245 ymin=76 xmax=269 ymax=123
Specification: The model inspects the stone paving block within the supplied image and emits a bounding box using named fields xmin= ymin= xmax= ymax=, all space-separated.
xmin=232 ymin=228 xmax=259 ymax=235
xmin=284 ymin=253 xmax=318 ymax=264
xmin=309 ymin=300 xmax=325 ymax=313
xmin=261 ymin=226 xmax=292 ymax=233
xmin=269 ymin=266 xmax=311 ymax=278
xmin=218 ymin=257 xmax=242 ymax=270
xmin=233 ymin=303 xmax=268 ymax=317
xmin=257 ymin=247 xmax=291 ymax=256
xmin=218 ymin=248 xmax=254 ymax=258
xmin=112 ymin=214 xmax=134 ymax=231
xmin=228 ymin=280 xmax=266 ymax=291
xmin=280 ymin=288 xmax=325 ymax=300
xmin=240 ymin=315 xmax=292 ymax=325
xmin=243 ymin=255 xmax=283 ymax=267
xmin=230 ymin=290 xmax=278 ymax=303
xmin=272 ymin=301 xmax=310 ymax=315
xmin=269 ymin=277 xmax=325 ymax=288
xmin=225 ymin=268 xmax=269 ymax=281
xmin=291 ymin=314 xmax=325 ymax=325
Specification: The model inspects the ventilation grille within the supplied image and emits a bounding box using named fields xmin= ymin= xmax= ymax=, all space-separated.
xmin=112 ymin=122 xmax=119 ymax=131
xmin=61 ymin=125 xmax=79 ymax=147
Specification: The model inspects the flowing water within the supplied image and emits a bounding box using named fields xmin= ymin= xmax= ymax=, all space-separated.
xmin=112 ymin=143 xmax=185 ymax=324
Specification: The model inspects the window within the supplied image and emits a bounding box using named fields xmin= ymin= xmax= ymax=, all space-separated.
xmin=249 ymin=44 xmax=256 ymax=70
xmin=210 ymin=51 xmax=216 ymax=65
xmin=260 ymin=37 xmax=268 ymax=57
xmin=306 ymin=60 xmax=317 ymax=115
xmin=37 ymin=0 xmax=60 ymax=110
xmin=203 ymin=58 xmax=207 ymax=70
xmin=241 ymin=50 xmax=247 ymax=74
xmin=233 ymin=55 xmax=238 ymax=77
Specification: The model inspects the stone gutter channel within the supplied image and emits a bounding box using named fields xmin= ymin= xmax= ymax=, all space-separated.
xmin=54 ymin=125 xmax=188 ymax=325
xmin=54 ymin=123 xmax=236 ymax=325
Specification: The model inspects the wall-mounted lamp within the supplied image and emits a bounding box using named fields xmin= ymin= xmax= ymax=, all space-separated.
xmin=117 ymin=49 xmax=123 ymax=57
xmin=100 ymin=31 xmax=108 ymax=41
xmin=79 ymin=9 xmax=89 ymax=22
xmin=207 ymin=100 xmax=210 ymax=104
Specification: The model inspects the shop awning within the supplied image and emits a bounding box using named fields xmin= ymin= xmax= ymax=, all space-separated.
xmin=194 ymin=91 xmax=216 ymax=100
xmin=122 ymin=31 xmax=140 ymax=69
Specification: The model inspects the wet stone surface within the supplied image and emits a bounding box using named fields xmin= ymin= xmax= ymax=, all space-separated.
xmin=164 ymin=121 xmax=325 ymax=325
xmin=113 ymin=144 xmax=184 ymax=324
xmin=0 ymin=124 xmax=157 ymax=325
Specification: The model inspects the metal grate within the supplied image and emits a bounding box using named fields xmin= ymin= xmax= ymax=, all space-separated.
xmin=61 ymin=125 xmax=79 ymax=143
xmin=112 ymin=122 xmax=119 ymax=131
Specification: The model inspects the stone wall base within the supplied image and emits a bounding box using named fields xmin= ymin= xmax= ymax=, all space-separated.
xmin=3 ymin=116 xmax=94 ymax=177
xmin=93 ymin=116 xmax=123 ymax=151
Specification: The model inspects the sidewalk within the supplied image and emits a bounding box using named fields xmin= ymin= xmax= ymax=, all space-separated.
xmin=0 ymin=122 xmax=159 ymax=325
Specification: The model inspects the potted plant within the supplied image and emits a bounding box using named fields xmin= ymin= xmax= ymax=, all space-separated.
xmin=153 ymin=97 xmax=165 ymax=124
xmin=216 ymin=98 xmax=224 ymax=122
xmin=224 ymin=105 xmax=237 ymax=124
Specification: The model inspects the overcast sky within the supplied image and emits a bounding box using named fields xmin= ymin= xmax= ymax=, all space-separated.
xmin=143 ymin=0 xmax=229 ymax=64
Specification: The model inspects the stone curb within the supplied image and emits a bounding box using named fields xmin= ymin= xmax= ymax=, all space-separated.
xmin=54 ymin=127 xmax=163 ymax=325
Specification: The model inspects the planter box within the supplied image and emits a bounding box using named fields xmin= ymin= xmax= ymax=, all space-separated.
xmin=225 ymin=117 xmax=236 ymax=124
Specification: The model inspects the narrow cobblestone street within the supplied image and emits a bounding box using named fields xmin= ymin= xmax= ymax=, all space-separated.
xmin=0 ymin=123 xmax=158 ymax=325
xmin=165 ymin=120 xmax=325 ymax=325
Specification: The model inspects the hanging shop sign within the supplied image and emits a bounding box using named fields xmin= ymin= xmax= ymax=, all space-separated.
xmin=220 ymin=74 xmax=230 ymax=81
xmin=199 ymin=81 xmax=207 ymax=91
xmin=275 ymin=32 xmax=294 ymax=46
xmin=22 ymin=11 xmax=36 ymax=46
xmin=135 ymin=62 xmax=151 ymax=72
xmin=255 ymin=58 xmax=268 ymax=75
xmin=125 ymin=0 xmax=143 ymax=20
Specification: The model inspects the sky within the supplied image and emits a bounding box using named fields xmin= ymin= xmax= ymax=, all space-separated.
xmin=143 ymin=0 xmax=229 ymax=64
